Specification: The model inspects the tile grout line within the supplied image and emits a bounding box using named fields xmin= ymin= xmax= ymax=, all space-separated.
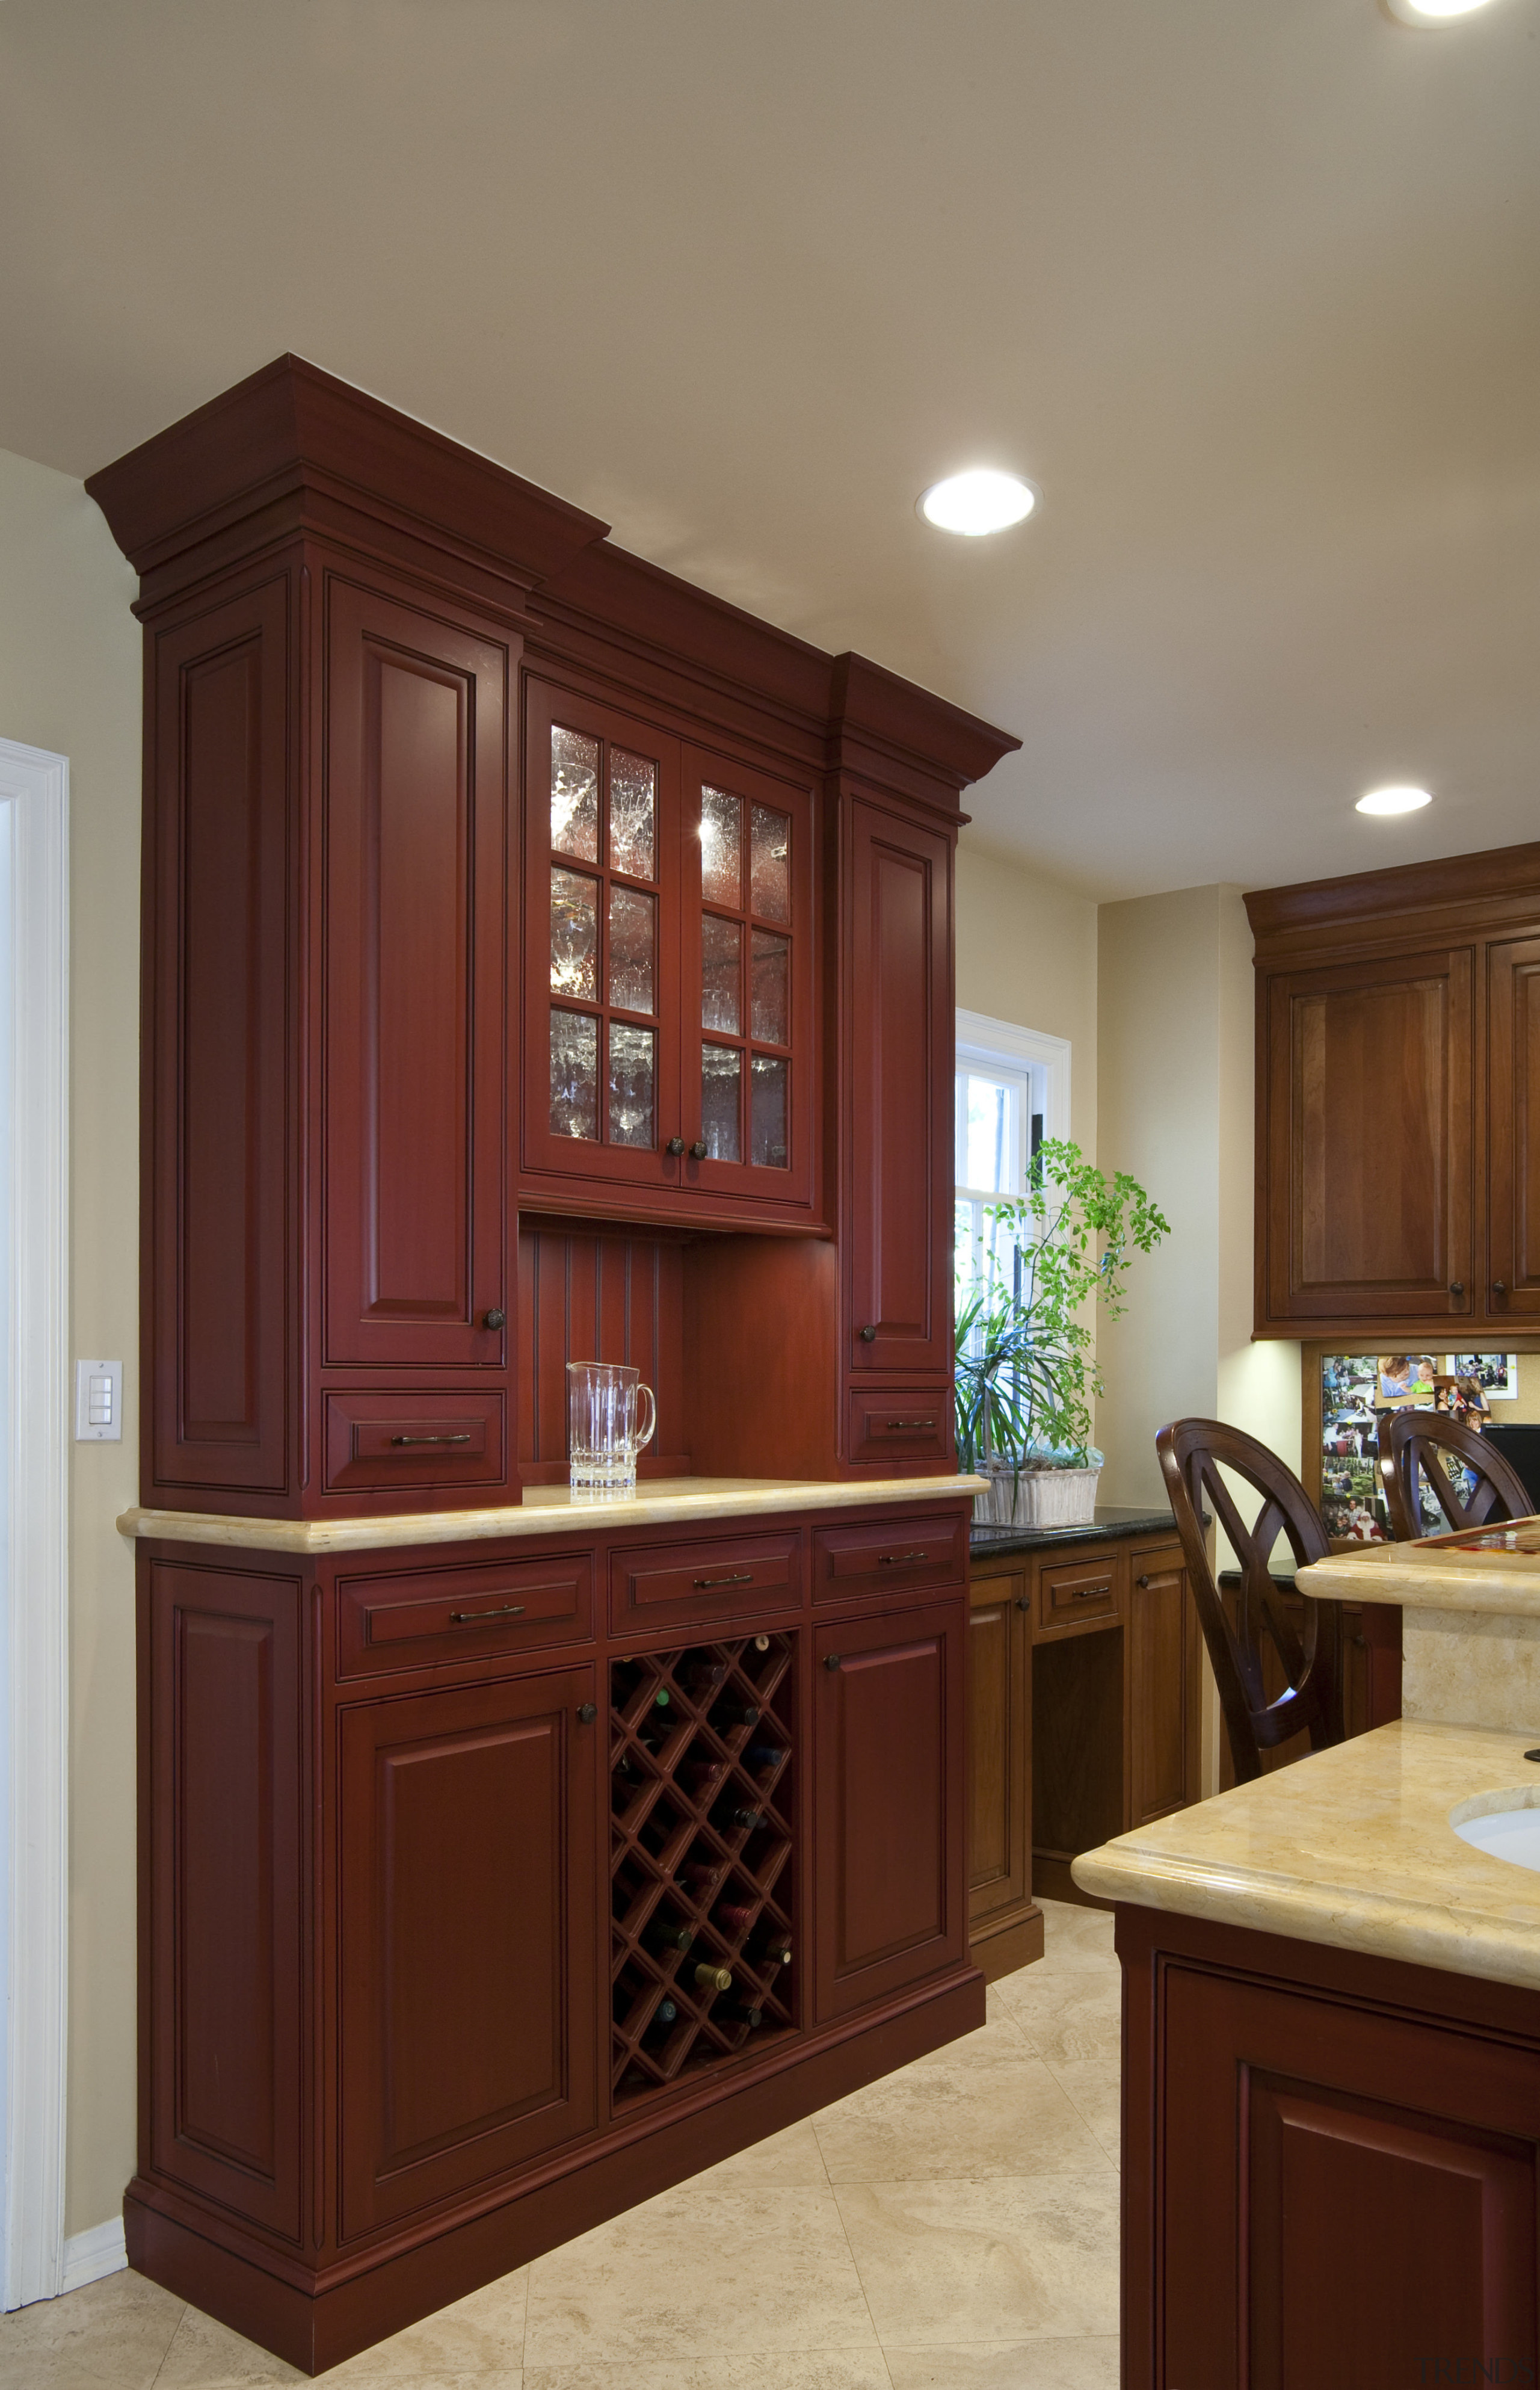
xmin=810 ymin=2114 xmax=898 ymax=2389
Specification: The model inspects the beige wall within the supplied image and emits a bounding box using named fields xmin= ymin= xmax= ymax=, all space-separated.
xmin=0 ymin=447 xmax=141 ymax=2239
xmin=1096 ymin=884 xmax=1301 ymax=1505
xmin=955 ymin=838 xmax=1097 ymax=1155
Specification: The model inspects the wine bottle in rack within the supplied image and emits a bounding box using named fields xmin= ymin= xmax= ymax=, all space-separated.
xmin=719 ymin=1804 xmax=763 ymax=1832
xmin=709 ymin=1697 xmax=760 ymax=1732
xmin=643 ymin=1917 xmax=697 ymax=1956
xmin=683 ymin=1660 xmax=726 ymax=1693
xmin=693 ymin=1961 xmax=733 ymax=1993
xmin=654 ymin=1997 xmax=679 ymax=2025
xmin=726 ymin=2001 xmax=764 ymax=2029
xmin=753 ymin=1928 xmax=792 ymax=1968
xmin=715 ymin=1901 xmax=756 ymax=1934
xmin=675 ymin=1859 xmax=721 ymax=1895
xmin=744 ymin=1742 xmax=787 ymax=1771
xmin=681 ymin=1759 xmax=725 ymax=1797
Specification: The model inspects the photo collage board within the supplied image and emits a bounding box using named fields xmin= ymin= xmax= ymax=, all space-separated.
xmin=1319 ymin=1352 xmax=1520 ymax=1542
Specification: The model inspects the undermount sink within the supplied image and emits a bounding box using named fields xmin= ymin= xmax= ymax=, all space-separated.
xmin=1450 ymin=1789 xmax=1540 ymax=1873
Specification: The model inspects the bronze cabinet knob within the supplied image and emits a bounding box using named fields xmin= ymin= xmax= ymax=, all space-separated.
xmin=666 ymin=1136 xmax=686 ymax=1155
xmin=860 ymin=1325 xmax=878 ymax=1342
xmin=577 ymin=1702 xmax=598 ymax=1725
xmin=824 ymin=1652 xmax=842 ymax=1670
xmin=1449 ymin=1283 xmax=1464 ymax=1300
xmin=689 ymin=1139 xmax=708 ymax=1160
xmin=1495 ymin=1280 xmax=1509 ymax=1297
xmin=483 ymin=1307 xmax=506 ymax=1330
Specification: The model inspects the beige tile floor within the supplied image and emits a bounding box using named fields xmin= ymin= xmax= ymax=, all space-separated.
xmin=0 ymin=1900 xmax=1121 ymax=2390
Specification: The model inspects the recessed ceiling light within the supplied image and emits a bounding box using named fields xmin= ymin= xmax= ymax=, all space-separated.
xmin=918 ymin=470 xmax=1037 ymax=537
xmin=1356 ymin=785 xmax=1434 ymax=815
xmin=1383 ymin=0 xmax=1500 ymax=23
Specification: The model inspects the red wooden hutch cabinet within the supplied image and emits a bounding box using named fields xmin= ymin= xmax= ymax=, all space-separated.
xmin=88 ymin=357 xmax=1017 ymax=2374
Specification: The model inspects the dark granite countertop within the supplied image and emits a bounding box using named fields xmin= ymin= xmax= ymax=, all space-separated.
xmin=970 ymin=1503 xmax=1179 ymax=1558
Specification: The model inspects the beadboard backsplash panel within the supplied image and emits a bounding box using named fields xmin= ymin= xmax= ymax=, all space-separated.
xmin=518 ymin=1221 xmax=690 ymax=1481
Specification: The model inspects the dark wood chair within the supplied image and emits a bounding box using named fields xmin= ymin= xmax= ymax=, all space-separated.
xmin=1156 ymin=1418 xmax=1343 ymax=1787
xmin=1376 ymin=1409 xmax=1533 ymax=1541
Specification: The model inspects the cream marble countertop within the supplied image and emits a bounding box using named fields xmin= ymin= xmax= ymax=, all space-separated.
xmin=1299 ymin=1517 xmax=1540 ymax=1614
xmin=117 ymin=1472 xmax=987 ymax=1555
xmin=1073 ymin=1717 xmax=1540 ymax=1992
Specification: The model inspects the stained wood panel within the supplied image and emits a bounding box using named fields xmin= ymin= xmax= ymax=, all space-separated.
xmin=324 ymin=578 xmax=508 ymax=1367
xmin=846 ymin=801 xmax=952 ymax=1377
xmin=150 ymin=580 xmax=292 ymax=1494
xmin=517 ymin=1221 xmax=688 ymax=1480
xmin=1154 ymin=1951 xmax=1540 ymax=2390
xmin=1488 ymin=937 xmax=1540 ymax=1320
xmin=1263 ymin=946 xmax=1474 ymax=1326
xmin=813 ymin=1600 xmax=966 ymax=2019
xmin=1127 ymin=1547 xmax=1200 ymax=1827
xmin=146 ymin=1561 xmax=303 ymax=2240
xmin=337 ymin=1664 xmax=597 ymax=2238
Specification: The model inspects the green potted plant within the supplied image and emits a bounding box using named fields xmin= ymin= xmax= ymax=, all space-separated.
xmin=955 ymin=1137 xmax=1170 ymax=1527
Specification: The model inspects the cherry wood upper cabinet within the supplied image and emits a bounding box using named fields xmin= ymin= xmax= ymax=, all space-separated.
xmin=324 ymin=579 xmax=510 ymax=1367
xmin=846 ymin=800 xmax=953 ymax=1377
xmin=1262 ymin=946 xmax=1474 ymax=1326
xmin=1248 ymin=844 xmax=1540 ymax=1340
xmin=520 ymin=680 xmax=816 ymax=1224
xmin=337 ymin=1662 xmax=598 ymax=2238
xmin=1487 ymin=937 xmax=1540 ymax=1322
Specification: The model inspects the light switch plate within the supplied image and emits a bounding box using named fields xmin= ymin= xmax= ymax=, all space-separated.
xmin=75 ymin=1357 xmax=123 ymax=1442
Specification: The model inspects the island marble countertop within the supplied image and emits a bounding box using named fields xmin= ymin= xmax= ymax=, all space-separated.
xmin=1298 ymin=1517 xmax=1540 ymax=1614
xmin=117 ymin=1472 xmax=988 ymax=1555
xmin=1073 ymin=1718 xmax=1540 ymax=1994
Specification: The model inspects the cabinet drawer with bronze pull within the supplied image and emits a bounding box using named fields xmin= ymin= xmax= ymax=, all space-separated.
xmin=1035 ymin=1557 xmax=1119 ymax=1638
xmin=609 ymin=1528 xmax=802 ymax=1635
xmin=846 ymin=1385 xmax=950 ymax=1467
xmin=323 ymin=1391 xmax=506 ymax=1494
xmin=812 ymin=1512 xmax=966 ymax=1604
xmin=336 ymin=1548 xmax=593 ymax=1678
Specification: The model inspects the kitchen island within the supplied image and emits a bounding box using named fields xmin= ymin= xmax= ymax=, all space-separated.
xmin=1074 ymin=1519 xmax=1540 ymax=2389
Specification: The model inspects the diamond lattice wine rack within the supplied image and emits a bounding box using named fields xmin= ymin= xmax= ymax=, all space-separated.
xmin=609 ymin=1632 xmax=795 ymax=2107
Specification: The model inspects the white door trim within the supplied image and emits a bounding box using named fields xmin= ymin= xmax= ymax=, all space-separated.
xmin=0 ymin=736 xmax=70 ymax=2310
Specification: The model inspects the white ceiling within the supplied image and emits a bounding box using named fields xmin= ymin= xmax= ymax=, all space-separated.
xmin=2 ymin=0 xmax=1536 ymax=898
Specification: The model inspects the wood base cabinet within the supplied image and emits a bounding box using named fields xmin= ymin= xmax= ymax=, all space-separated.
xmin=129 ymin=1501 xmax=981 ymax=2375
xmin=967 ymin=1529 xmax=1201 ymax=1969
xmin=1120 ymin=1905 xmax=1540 ymax=2389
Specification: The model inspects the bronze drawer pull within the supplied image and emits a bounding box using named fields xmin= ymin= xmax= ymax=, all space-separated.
xmin=693 ymin=1570 xmax=754 ymax=1589
xmin=884 ymin=1418 xmax=937 ymax=1431
xmin=448 ymin=1603 xmax=525 ymax=1624
xmin=1071 ymin=1584 xmax=1107 ymax=1600
xmin=878 ymin=1550 xmax=928 ymax=1566
xmin=390 ymin=1431 xmax=473 ymax=1446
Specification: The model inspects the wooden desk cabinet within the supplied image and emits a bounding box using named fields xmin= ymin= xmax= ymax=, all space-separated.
xmin=968 ymin=1526 xmax=1202 ymax=1978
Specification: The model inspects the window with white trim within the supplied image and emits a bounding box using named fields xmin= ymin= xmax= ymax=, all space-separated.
xmin=953 ymin=1010 xmax=1071 ymax=1301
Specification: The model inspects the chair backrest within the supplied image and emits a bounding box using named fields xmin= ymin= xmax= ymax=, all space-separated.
xmin=1377 ymin=1408 xmax=1534 ymax=1541
xmin=1156 ymin=1417 xmax=1343 ymax=1787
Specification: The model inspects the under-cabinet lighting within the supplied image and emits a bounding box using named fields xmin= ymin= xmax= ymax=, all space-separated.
xmin=1355 ymin=785 xmax=1434 ymax=815
xmin=918 ymin=470 xmax=1037 ymax=537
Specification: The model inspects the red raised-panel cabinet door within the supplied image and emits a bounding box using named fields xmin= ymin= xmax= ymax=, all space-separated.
xmin=337 ymin=1663 xmax=598 ymax=2238
xmin=521 ymin=678 xmax=683 ymax=1199
xmin=1487 ymin=937 xmax=1540 ymax=1321
xmin=144 ymin=1560 xmax=305 ymax=2241
xmin=813 ymin=1599 xmax=967 ymax=2021
xmin=149 ymin=579 xmax=293 ymax=1496
xmin=847 ymin=802 xmax=953 ymax=1374
xmin=324 ymin=578 xmax=508 ymax=1366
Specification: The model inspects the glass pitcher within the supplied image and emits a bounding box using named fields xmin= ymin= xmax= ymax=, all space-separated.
xmin=567 ymin=1360 xmax=657 ymax=1495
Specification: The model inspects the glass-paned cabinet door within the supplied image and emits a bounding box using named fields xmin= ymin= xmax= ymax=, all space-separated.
xmin=523 ymin=681 xmax=683 ymax=1191
xmin=681 ymin=747 xmax=816 ymax=1213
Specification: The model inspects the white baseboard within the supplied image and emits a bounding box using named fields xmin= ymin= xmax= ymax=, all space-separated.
xmin=60 ymin=2219 xmax=126 ymax=2294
